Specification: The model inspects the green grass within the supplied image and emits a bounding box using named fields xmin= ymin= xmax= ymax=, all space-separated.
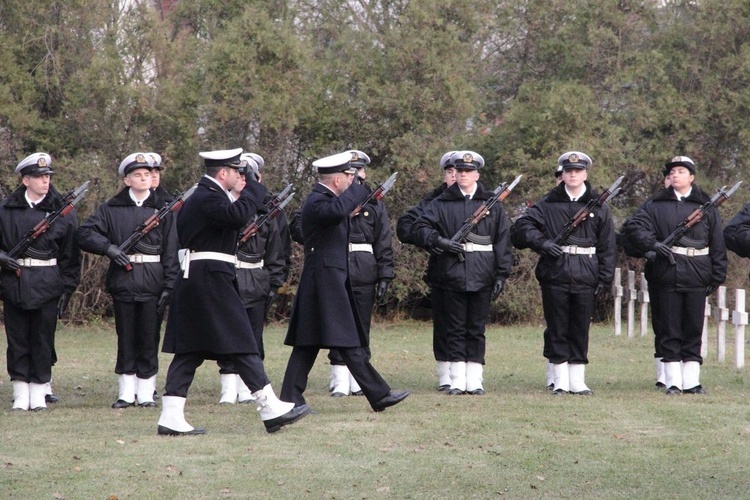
xmin=2 ymin=320 xmax=750 ymax=499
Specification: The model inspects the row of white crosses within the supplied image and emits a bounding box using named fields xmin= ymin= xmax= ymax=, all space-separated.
xmin=612 ymin=268 xmax=747 ymax=369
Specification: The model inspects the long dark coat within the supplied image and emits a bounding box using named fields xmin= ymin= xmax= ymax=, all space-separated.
xmin=0 ymin=185 xmax=80 ymax=309
xmin=284 ymin=181 xmax=369 ymax=348
xmin=162 ymin=176 xmax=266 ymax=356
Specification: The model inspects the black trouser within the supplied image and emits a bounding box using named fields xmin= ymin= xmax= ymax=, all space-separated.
xmin=113 ymin=299 xmax=159 ymax=378
xmin=329 ymin=284 xmax=375 ymax=365
xmin=541 ymin=287 xmax=595 ymax=364
xmin=4 ymin=301 xmax=57 ymax=384
xmin=281 ymin=346 xmax=390 ymax=407
xmin=440 ymin=288 xmax=491 ymax=363
xmin=164 ymin=352 xmax=269 ymax=397
xmin=431 ymin=287 xmax=449 ymax=362
xmin=217 ymin=304 xmax=267 ymax=375
xmin=656 ymin=288 xmax=705 ymax=363
xmin=649 ymin=283 xmax=663 ymax=358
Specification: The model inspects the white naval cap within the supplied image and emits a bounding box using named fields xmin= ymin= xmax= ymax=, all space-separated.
xmin=199 ymin=148 xmax=244 ymax=168
xmin=451 ymin=150 xmax=485 ymax=170
xmin=147 ymin=152 xmax=163 ymax=169
xmin=439 ymin=151 xmax=456 ymax=169
xmin=118 ymin=152 xmax=153 ymax=177
xmin=239 ymin=153 xmax=260 ymax=176
xmin=245 ymin=152 xmax=264 ymax=170
xmin=346 ymin=150 xmax=370 ymax=168
xmin=554 ymin=164 xmax=564 ymax=177
xmin=665 ymin=155 xmax=695 ymax=175
xmin=16 ymin=152 xmax=53 ymax=176
xmin=557 ymin=151 xmax=592 ymax=170
xmin=313 ymin=152 xmax=357 ymax=175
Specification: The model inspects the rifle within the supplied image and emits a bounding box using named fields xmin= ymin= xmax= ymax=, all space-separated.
xmin=450 ymin=175 xmax=522 ymax=262
xmin=350 ymin=172 xmax=398 ymax=218
xmin=552 ymin=175 xmax=624 ymax=246
xmin=659 ymin=181 xmax=742 ymax=265
xmin=237 ymin=186 xmax=295 ymax=245
xmin=8 ymin=180 xmax=91 ymax=276
xmin=118 ymin=184 xmax=197 ymax=271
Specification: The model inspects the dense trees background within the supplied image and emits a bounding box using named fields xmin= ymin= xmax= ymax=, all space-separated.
xmin=1 ymin=0 xmax=750 ymax=323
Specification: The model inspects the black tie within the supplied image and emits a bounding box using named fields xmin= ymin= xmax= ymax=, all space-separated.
xmin=465 ymin=195 xmax=470 ymax=201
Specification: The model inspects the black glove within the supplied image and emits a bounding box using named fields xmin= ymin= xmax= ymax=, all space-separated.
xmin=105 ymin=245 xmax=130 ymax=267
xmin=435 ymin=237 xmax=464 ymax=255
xmin=706 ymin=283 xmax=719 ymax=296
xmin=376 ymin=280 xmax=389 ymax=301
xmin=427 ymin=246 xmax=444 ymax=256
xmin=491 ymin=279 xmax=505 ymax=300
xmin=644 ymin=250 xmax=657 ymax=262
xmin=0 ymin=251 xmax=20 ymax=271
xmin=57 ymin=292 xmax=71 ymax=319
xmin=653 ymin=242 xmax=672 ymax=259
xmin=594 ymin=283 xmax=607 ymax=296
xmin=265 ymin=290 xmax=278 ymax=311
xmin=540 ymin=240 xmax=563 ymax=258
xmin=156 ymin=290 xmax=171 ymax=316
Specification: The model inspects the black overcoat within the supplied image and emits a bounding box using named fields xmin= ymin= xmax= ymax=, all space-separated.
xmin=162 ymin=176 xmax=266 ymax=356
xmin=284 ymin=181 xmax=369 ymax=348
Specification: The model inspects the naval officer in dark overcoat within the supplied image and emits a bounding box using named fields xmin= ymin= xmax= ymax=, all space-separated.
xmin=157 ymin=148 xmax=308 ymax=435
xmin=280 ymin=151 xmax=409 ymax=412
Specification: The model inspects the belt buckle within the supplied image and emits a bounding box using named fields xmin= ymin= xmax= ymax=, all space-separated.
xmin=686 ymin=247 xmax=695 ymax=257
xmin=569 ymin=245 xmax=578 ymax=254
xmin=133 ymin=254 xmax=144 ymax=264
xmin=463 ymin=242 xmax=473 ymax=252
xmin=20 ymin=258 xmax=31 ymax=267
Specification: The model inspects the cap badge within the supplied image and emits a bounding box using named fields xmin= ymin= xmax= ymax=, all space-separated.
xmin=136 ymin=153 xmax=146 ymax=164
xmin=351 ymin=152 xmax=359 ymax=161
xmin=569 ymin=153 xmax=579 ymax=164
xmin=38 ymin=157 xmax=47 ymax=167
xmin=463 ymin=153 xmax=473 ymax=164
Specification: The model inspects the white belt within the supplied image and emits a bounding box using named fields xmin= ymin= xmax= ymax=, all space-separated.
xmin=179 ymin=250 xmax=237 ymax=278
xmin=561 ymin=245 xmax=597 ymax=255
xmin=128 ymin=254 xmax=161 ymax=263
xmin=349 ymin=243 xmax=373 ymax=253
xmin=236 ymin=259 xmax=264 ymax=270
xmin=670 ymin=246 xmax=709 ymax=257
xmin=16 ymin=258 xmax=57 ymax=267
xmin=462 ymin=242 xmax=493 ymax=252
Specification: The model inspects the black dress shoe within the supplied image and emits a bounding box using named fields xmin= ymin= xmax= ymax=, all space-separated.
xmin=552 ymin=389 xmax=568 ymax=396
xmin=655 ymin=382 xmax=666 ymax=390
xmin=153 ymin=391 xmax=160 ymax=400
xmin=111 ymin=399 xmax=135 ymax=409
xmin=45 ymin=393 xmax=59 ymax=404
xmin=157 ymin=425 xmax=206 ymax=436
xmin=264 ymin=404 xmax=311 ymax=433
xmin=683 ymin=385 xmax=706 ymax=394
xmin=467 ymin=388 xmax=485 ymax=396
xmin=372 ymin=390 xmax=410 ymax=412
xmin=330 ymin=392 xmax=346 ymax=398
xmin=665 ymin=386 xmax=682 ymax=396
xmin=31 ymin=406 xmax=48 ymax=412
xmin=351 ymin=390 xmax=364 ymax=396
xmin=447 ymin=388 xmax=465 ymax=395
xmin=438 ymin=384 xmax=450 ymax=392
xmin=138 ymin=401 xmax=157 ymax=408
xmin=546 ymin=384 xmax=554 ymax=391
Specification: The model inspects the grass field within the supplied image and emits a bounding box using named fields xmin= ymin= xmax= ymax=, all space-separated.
xmin=2 ymin=319 xmax=750 ymax=499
